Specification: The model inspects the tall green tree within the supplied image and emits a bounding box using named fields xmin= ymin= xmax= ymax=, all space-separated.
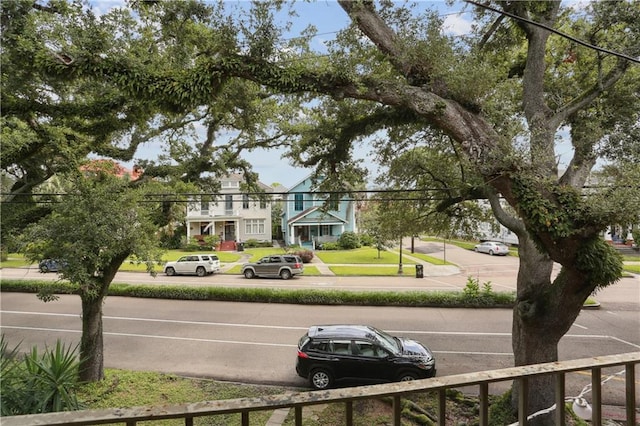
xmin=21 ymin=164 xmax=162 ymax=382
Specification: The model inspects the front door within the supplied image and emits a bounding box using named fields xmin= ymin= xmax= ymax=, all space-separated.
xmin=224 ymin=222 xmax=235 ymax=241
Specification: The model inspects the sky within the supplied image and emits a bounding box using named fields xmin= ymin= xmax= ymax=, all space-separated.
xmin=90 ymin=0 xmax=578 ymax=187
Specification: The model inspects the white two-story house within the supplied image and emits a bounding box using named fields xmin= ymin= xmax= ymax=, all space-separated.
xmin=186 ymin=174 xmax=273 ymax=250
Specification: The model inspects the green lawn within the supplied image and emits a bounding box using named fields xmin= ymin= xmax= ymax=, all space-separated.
xmin=329 ymin=265 xmax=418 ymax=276
xmin=3 ymin=244 xmax=638 ymax=278
xmin=623 ymin=264 xmax=640 ymax=274
xmin=314 ymin=247 xmax=417 ymax=264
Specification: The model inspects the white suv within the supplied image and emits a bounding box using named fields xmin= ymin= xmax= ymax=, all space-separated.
xmin=164 ymin=254 xmax=220 ymax=277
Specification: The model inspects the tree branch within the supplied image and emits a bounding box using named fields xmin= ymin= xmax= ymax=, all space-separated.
xmin=550 ymin=58 xmax=629 ymax=129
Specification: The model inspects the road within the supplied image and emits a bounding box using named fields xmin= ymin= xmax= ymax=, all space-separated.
xmin=1 ymin=284 xmax=638 ymax=403
xmin=1 ymin=243 xmax=638 ymax=404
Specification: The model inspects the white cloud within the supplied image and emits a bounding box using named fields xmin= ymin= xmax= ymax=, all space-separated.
xmin=442 ymin=13 xmax=473 ymax=36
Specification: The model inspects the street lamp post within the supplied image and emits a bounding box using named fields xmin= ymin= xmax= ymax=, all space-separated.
xmin=398 ymin=237 xmax=403 ymax=274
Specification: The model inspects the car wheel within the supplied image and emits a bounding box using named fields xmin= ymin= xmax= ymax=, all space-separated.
xmin=280 ymin=269 xmax=292 ymax=280
xmin=397 ymin=371 xmax=419 ymax=382
xmin=40 ymin=265 xmax=49 ymax=273
xmin=310 ymin=369 xmax=333 ymax=390
xmin=474 ymin=248 xmax=479 ymax=252
xmin=165 ymin=267 xmax=176 ymax=276
xmin=488 ymin=250 xmax=494 ymax=256
xmin=244 ymin=269 xmax=255 ymax=279
xmin=196 ymin=266 xmax=206 ymax=277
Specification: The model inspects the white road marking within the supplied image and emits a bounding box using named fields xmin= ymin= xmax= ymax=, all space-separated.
xmin=0 ymin=326 xmax=297 ymax=348
xmin=3 ymin=310 xmax=638 ymax=350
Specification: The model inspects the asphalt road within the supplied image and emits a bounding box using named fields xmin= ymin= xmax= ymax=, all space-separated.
xmin=1 ymin=243 xmax=638 ymax=405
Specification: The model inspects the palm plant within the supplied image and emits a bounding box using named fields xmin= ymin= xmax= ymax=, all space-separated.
xmin=1 ymin=335 xmax=27 ymax=415
xmin=1 ymin=336 xmax=82 ymax=415
xmin=23 ymin=340 xmax=82 ymax=413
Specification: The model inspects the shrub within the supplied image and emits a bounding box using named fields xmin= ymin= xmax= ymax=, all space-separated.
xmin=243 ymin=239 xmax=273 ymax=248
xmin=358 ymin=233 xmax=375 ymax=247
xmin=338 ymin=231 xmax=360 ymax=249
xmin=0 ymin=337 xmax=81 ymax=415
xmin=294 ymin=249 xmax=314 ymax=263
xmin=319 ymin=242 xmax=340 ymax=250
xmin=462 ymin=276 xmax=481 ymax=298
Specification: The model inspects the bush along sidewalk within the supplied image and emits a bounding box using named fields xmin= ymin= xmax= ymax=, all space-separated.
xmin=1 ymin=278 xmax=516 ymax=308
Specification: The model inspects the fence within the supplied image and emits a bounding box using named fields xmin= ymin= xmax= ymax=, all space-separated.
xmin=3 ymin=352 xmax=638 ymax=426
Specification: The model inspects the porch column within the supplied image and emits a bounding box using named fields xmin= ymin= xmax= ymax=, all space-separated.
xmin=288 ymin=224 xmax=295 ymax=245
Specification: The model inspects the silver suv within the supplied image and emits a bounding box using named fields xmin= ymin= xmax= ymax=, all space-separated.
xmin=164 ymin=254 xmax=220 ymax=277
xmin=241 ymin=254 xmax=304 ymax=280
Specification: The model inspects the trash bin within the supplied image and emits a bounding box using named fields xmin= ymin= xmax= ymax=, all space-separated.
xmin=237 ymin=242 xmax=244 ymax=252
xmin=415 ymin=264 xmax=423 ymax=278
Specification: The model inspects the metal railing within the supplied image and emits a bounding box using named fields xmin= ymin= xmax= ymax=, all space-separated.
xmin=3 ymin=352 xmax=638 ymax=426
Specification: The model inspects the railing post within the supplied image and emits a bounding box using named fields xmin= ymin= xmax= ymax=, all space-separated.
xmin=184 ymin=417 xmax=193 ymax=426
xmin=518 ymin=377 xmax=528 ymax=426
xmin=591 ymin=367 xmax=601 ymax=426
xmin=479 ymin=383 xmax=489 ymax=426
xmin=241 ymin=410 xmax=249 ymax=426
xmin=345 ymin=400 xmax=353 ymax=426
xmin=555 ymin=372 xmax=565 ymax=426
xmin=438 ymin=389 xmax=446 ymax=426
xmin=393 ymin=395 xmax=402 ymax=425
xmin=626 ymin=362 xmax=636 ymax=426
xmin=294 ymin=406 xmax=302 ymax=426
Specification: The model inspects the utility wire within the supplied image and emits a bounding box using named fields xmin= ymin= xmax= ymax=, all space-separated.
xmin=466 ymin=0 xmax=640 ymax=64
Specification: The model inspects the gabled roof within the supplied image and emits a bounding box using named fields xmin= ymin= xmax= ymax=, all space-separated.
xmin=287 ymin=206 xmax=347 ymax=225
xmin=286 ymin=173 xmax=316 ymax=193
xmin=222 ymin=173 xmax=273 ymax=192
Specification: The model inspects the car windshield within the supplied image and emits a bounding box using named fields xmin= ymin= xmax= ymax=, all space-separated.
xmin=370 ymin=327 xmax=400 ymax=354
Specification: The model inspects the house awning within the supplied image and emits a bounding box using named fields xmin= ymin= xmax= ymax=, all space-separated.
xmin=287 ymin=206 xmax=347 ymax=226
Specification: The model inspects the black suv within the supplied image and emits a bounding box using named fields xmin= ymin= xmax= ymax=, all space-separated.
xmin=241 ymin=254 xmax=304 ymax=280
xmin=296 ymin=324 xmax=436 ymax=390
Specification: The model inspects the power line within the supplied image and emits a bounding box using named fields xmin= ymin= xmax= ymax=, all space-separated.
xmin=466 ymin=0 xmax=640 ymax=64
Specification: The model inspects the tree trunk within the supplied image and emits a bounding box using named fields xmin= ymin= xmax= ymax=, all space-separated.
xmin=77 ymin=256 xmax=128 ymax=383
xmin=511 ymin=236 xmax=593 ymax=425
xmin=79 ymin=293 xmax=105 ymax=382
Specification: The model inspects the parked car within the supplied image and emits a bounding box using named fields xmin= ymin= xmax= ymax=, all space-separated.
xmin=241 ymin=254 xmax=303 ymax=280
xmin=473 ymin=241 xmax=509 ymax=256
xmin=164 ymin=254 xmax=220 ymax=277
xmin=38 ymin=258 xmax=66 ymax=273
xmin=205 ymin=254 xmax=221 ymax=271
xmin=296 ymin=324 xmax=436 ymax=390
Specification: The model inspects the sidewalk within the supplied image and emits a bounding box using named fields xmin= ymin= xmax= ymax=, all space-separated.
xmin=308 ymin=252 xmax=461 ymax=277
xmin=218 ymin=249 xmax=461 ymax=277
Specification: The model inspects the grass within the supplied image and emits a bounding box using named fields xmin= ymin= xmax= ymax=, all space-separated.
xmin=0 ymin=279 xmax=517 ymax=307
xmin=314 ymin=248 xmax=416 ymax=264
xmin=76 ymin=369 xmax=296 ymax=426
xmin=623 ymin=263 xmax=640 ymax=274
xmin=329 ymin=265 xmax=417 ymax=276
xmin=73 ymin=370 xmax=589 ymax=426
xmin=3 ymin=241 xmax=637 ymax=278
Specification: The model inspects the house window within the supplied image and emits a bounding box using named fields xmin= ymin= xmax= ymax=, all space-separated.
xmin=260 ymin=198 xmax=267 ymax=209
xmin=225 ymin=195 xmax=233 ymax=211
xmin=243 ymin=194 xmax=249 ymax=209
xmin=294 ymin=193 xmax=303 ymax=211
xmin=245 ymin=219 xmax=265 ymax=235
xmin=200 ymin=200 xmax=209 ymax=214
xmin=320 ymin=225 xmax=332 ymax=236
